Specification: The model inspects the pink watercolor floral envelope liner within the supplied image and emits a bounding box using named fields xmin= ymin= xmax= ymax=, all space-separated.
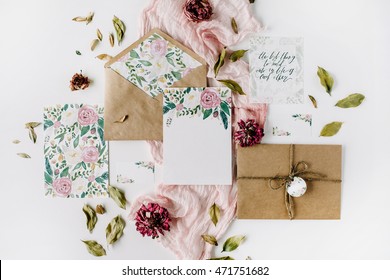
xmin=44 ymin=104 xmax=109 ymax=198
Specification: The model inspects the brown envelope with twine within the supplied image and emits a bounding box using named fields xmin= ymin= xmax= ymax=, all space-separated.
xmin=237 ymin=144 xmax=342 ymax=219
xmin=104 ymin=28 xmax=207 ymax=140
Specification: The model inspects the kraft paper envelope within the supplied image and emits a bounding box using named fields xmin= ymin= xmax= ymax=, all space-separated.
xmin=104 ymin=28 xmax=207 ymax=140
xmin=237 ymin=144 xmax=342 ymax=219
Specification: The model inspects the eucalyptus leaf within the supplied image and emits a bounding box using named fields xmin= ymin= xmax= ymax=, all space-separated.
xmin=97 ymin=29 xmax=103 ymax=41
xmin=12 ymin=139 xmax=21 ymax=144
xmin=96 ymin=54 xmax=113 ymax=61
xmin=317 ymin=66 xmax=334 ymax=95
xmin=90 ymin=39 xmax=99 ymax=51
xmin=201 ymin=235 xmax=218 ymax=246
xmin=82 ymin=204 xmax=97 ymax=233
xmin=81 ymin=240 xmax=106 ymax=257
xmin=335 ymin=93 xmax=365 ymax=108
xmin=114 ymin=115 xmax=128 ymax=123
xmin=209 ymin=203 xmax=220 ymax=226
xmin=308 ymin=95 xmax=318 ymax=108
xmin=25 ymin=122 xmax=41 ymax=129
xmin=28 ymin=128 xmax=37 ymax=144
xmin=222 ymin=235 xmax=245 ymax=252
xmin=113 ymin=16 xmax=126 ymax=45
xmin=214 ymin=47 xmax=226 ymax=78
xmin=109 ymin=33 xmax=115 ymax=47
xmin=231 ymin=17 xmax=238 ymax=34
xmin=72 ymin=12 xmax=94 ymax=25
xmin=17 ymin=153 xmax=31 ymax=159
xmin=108 ymin=185 xmax=127 ymax=209
xmin=208 ymin=256 xmax=235 ymax=260
xmin=106 ymin=215 xmax=125 ymax=245
xmin=320 ymin=122 xmax=343 ymax=137
xmin=229 ymin=50 xmax=248 ymax=62
xmin=218 ymin=79 xmax=246 ymax=95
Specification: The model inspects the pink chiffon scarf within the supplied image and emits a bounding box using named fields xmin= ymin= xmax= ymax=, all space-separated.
xmin=128 ymin=0 xmax=268 ymax=259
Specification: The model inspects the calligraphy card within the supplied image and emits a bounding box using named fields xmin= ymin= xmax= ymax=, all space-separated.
xmin=249 ymin=36 xmax=304 ymax=104
xmin=163 ymin=87 xmax=232 ymax=185
xmin=112 ymin=161 xmax=155 ymax=188
xmin=265 ymin=112 xmax=312 ymax=137
xmin=43 ymin=104 xmax=109 ymax=198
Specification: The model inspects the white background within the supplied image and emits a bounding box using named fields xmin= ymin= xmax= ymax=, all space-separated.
xmin=0 ymin=0 xmax=389 ymax=260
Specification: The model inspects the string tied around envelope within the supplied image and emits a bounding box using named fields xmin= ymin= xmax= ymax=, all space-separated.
xmin=238 ymin=144 xmax=342 ymax=220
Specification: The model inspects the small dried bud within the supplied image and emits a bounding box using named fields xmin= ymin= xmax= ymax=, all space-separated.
xmin=183 ymin=0 xmax=213 ymax=23
xmin=95 ymin=204 xmax=106 ymax=215
xmin=69 ymin=72 xmax=90 ymax=91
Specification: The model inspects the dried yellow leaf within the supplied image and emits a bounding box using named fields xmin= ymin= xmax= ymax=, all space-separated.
xmin=90 ymin=39 xmax=99 ymax=51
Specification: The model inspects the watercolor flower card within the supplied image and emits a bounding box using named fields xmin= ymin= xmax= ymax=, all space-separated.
xmin=163 ymin=87 xmax=232 ymax=185
xmin=265 ymin=112 xmax=312 ymax=137
xmin=43 ymin=104 xmax=109 ymax=198
xmin=249 ymin=36 xmax=304 ymax=104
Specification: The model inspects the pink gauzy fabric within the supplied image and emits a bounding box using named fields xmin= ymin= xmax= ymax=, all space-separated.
xmin=128 ymin=184 xmax=236 ymax=260
xmin=129 ymin=0 xmax=268 ymax=260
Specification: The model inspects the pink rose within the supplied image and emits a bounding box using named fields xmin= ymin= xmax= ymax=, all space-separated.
xmin=150 ymin=39 xmax=168 ymax=57
xmin=54 ymin=121 xmax=61 ymax=128
xmin=88 ymin=175 xmax=95 ymax=182
xmin=200 ymin=89 xmax=221 ymax=109
xmin=78 ymin=106 xmax=98 ymax=126
xmin=176 ymin=104 xmax=184 ymax=111
xmin=53 ymin=178 xmax=72 ymax=197
xmin=82 ymin=146 xmax=99 ymax=163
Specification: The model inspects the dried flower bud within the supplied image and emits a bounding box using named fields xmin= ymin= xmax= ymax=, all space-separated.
xmin=135 ymin=203 xmax=171 ymax=239
xmin=234 ymin=119 xmax=264 ymax=147
xmin=69 ymin=72 xmax=90 ymax=91
xmin=96 ymin=204 xmax=106 ymax=215
xmin=183 ymin=0 xmax=213 ymax=23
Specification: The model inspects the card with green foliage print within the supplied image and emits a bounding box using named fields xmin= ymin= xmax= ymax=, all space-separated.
xmin=163 ymin=87 xmax=232 ymax=185
xmin=43 ymin=104 xmax=109 ymax=198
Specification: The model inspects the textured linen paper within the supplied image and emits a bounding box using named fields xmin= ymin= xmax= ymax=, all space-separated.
xmin=163 ymin=87 xmax=232 ymax=185
xmin=265 ymin=112 xmax=312 ymax=137
xmin=113 ymin=161 xmax=155 ymax=187
xmin=43 ymin=104 xmax=109 ymax=198
xmin=249 ymin=36 xmax=304 ymax=104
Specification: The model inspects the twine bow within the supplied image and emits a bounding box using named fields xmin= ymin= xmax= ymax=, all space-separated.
xmin=238 ymin=144 xmax=341 ymax=219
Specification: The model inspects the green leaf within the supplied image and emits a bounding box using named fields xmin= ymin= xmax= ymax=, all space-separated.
xmin=317 ymin=66 xmax=334 ymax=95
xmin=63 ymin=104 xmax=69 ymax=111
xmin=45 ymin=157 xmax=53 ymax=176
xmin=214 ymin=47 xmax=226 ymax=78
xmin=98 ymin=118 xmax=104 ymax=129
xmin=44 ymin=172 xmax=53 ymax=185
xmin=220 ymin=110 xmax=229 ymax=130
xmin=113 ymin=16 xmax=125 ymax=45
xmin=167 ymin=57 xmax=175 ymax=67
xmin=163 ymin=106 xmax=172 ymax=114
xmin=98 ymin=127 xmax=104 ymax=144
xmin=320 ymin=122 xmax=343 ymax=137
xmin=231 ymin=17 xmax=239 ymax=34
xmin=208 ymin=256 xmax=235 ymax=260
xmin=76 ymin=50 xmax=81 ymax=55
xmin=171 ymin=71 xmax=181 ymax=80
xmin=203 ymin=109 xmax=213 ymax=120
xmin=82 ymin=205 xmax=97 ymax=233
xmin=201 ymin=235 xmax=218 ymax=246
xmin=60 ymin=167 xmax=69 ymax=177
xmin=81 ymin=162 xmax=87 ymax=170
xmin=308 ymin=95 xmax=318 ymax=108
xmin=73 ymin=162 xmax=82 ymax=171
xmin=44 ymin=120 xmax=54 ymax=130
xmin=218 ymin=79 xmax=246 ymax=95
xmin=81 ymin=240 xmax=106 ymax=257
xmin=222 ymin=235 xmax=245 ymax=252
xmin=106 ymin=215 xmax=125 ymax=245
xmin=166 ymin=52 xmax=174 ymax=58
xmin=139 ymin=60 xmax=152 ymax=66
xmin=166 ymin=102 xmax=176 ymax=109
xmin=108 ymin=185 xmax=127 ymax=209
xmin=209 ymin=203 xmax=220 ymax=226
xmin=229 ymin=49 xmax=248 ymax=62
xmin=335 ymin=93 xmax=365 ymax=108
xmin=220 ymin=101 xmax=230 ymax=116
xmin=73 ymin=136 xmax=79 ymax=148
xmin=130 ymin=50 xmax=140 ymax=59
xmin=80 ymin=125 xmax=90 ymax=137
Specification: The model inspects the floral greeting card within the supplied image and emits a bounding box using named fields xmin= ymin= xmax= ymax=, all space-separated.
xmin=43 ymin=104 xmax=109 ymax=198
xmin=265 ymin=112 xmax=312 ymax=137
xmin=163 ymin=87 xmax=232 ymax=185
xmin=110 ymin=32 xmax=202 ymax=98
xmin=249 ymin=36 xmax=304 ymax=104
xmin=112 ymin=161 xmax=155 ymax=187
